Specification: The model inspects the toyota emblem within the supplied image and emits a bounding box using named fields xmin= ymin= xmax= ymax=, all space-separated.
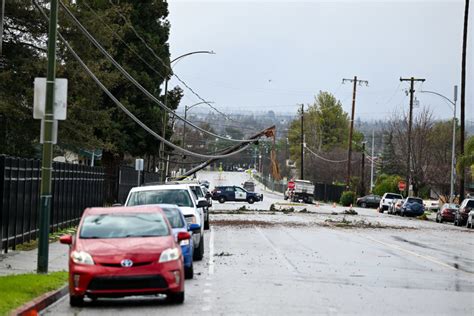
xmin=120 ymin=259 xmax=133 ymax=267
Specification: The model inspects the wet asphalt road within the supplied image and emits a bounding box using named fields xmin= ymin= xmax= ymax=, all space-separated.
xmin=43 ymin=172 xmax=474 ymax=315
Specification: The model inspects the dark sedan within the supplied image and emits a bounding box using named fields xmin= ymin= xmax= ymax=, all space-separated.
xmin=436 ymin=203 xmax=459 ymax=223
xmin=356 ymin=194 xmax=381 ymax=208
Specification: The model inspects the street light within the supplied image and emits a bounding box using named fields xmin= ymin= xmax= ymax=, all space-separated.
xmin=182 ymin=101 xmax=214 ymax=149
xmin=161 ymin=50 xmax=215 ymax=181
xmin=419 ymin=85 xmax=458 ymax=202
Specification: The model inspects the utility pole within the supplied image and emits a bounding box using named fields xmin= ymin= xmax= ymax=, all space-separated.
xmin=400 ymin=77 xmax=425 ymax=197
xmin=300 ymin=104 xmax=304 ymax=180
xmin=460 ymin=0 xmax=470 ymax=201
xmin=342 ymin=76 xmax=368 ymax=189
xmin=160 ymin=77 xmax=169 ymax=182
xmin=361 ymin=142 xmax=366 ymax=196
xmin=38 ymin=0 xmax=58 ymax=274
xmin=370 ymin=130 xmax=375 ymax=192
xmin=182 ymin=105 xmax=188 ymax=148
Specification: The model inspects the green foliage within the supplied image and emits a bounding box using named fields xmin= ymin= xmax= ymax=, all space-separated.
xmin=340 ymin=191 xmax=356 ymax=206
xmin=0 ymin=271 xmax=68 ymax=314
xmin=373 ymin=174 xmax=403 ymax=196
xmin=457 ymin=136 xmax=474 ymax=176
xmin=288 ymin=91 xmax=351 ymax=166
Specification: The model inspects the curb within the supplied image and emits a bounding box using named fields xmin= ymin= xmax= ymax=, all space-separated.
xmin=10 ymin=285 xmax=68 ymax=316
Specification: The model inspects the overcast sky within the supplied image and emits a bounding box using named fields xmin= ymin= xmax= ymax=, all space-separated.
xmin=167 ymin=0 xmax=473 ymax=122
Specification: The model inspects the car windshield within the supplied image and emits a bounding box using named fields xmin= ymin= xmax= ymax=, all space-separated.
xmin=127 ymin=189 xmax=194 ymax=207
xmin=407 ymin=198 xmax=423 ymax=204
xmin=386 ymin=194 xmax=403 ymax=199
xmin=445 ymin=203 xmax=459 ymax=209
xmin=80 ymin=213 xmax=170 ymax=239
xmin=161 ymin=207 xmax=185 ymax=228
xmin=466 ymin=200 xmax=474 ymax=208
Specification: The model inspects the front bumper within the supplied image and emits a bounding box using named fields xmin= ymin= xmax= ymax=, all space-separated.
xmin=68 ymin=259 xmax=184 ymax=298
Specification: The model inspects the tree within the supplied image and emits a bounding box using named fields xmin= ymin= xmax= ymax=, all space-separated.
xmin=457 ymin=135 xmax=474 ymax=183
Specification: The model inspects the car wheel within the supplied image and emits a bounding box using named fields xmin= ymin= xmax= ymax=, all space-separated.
xmin=185 ymin=264 xmax=194 ymax=279
xmin=204 ymin=215 xmax=210 ymax=230
xmin=361 ymin=202 xmax=367 ymax=208
xmin=193 ymin=235 xmax=204 ymax=261
xmin=167 ymin=291 xmax=185 ymax=304
xmin=454 ymin=216 xmax=458 ymax=226
xmin=69 ymin=295 xmax=84 ymax=307
xmin=247 ymin=197 xmax=255 ymax=204
xmin=218 ymin=197 xmax=226 ymax=204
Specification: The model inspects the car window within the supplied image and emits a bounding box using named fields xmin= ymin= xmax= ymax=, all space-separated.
xmin=126 ymin=189 xmax=194 ymax=207
xmin=162 ymin=207 xmax=185 ymax=228
xmin=385 ymin=193 xmax=403 ymax=199
xmin=80 ymin=213 xmax=170 ymax=238
xmin=190 ymin=186 xmax=204 ymax=199
xmin=466 ymin=200 xmax=474 ymax=208
xmin=225 ymin=187 xmax=234 ymax=192
xmin=235 ymin=187 xmax=245 ymax=193
xmin=407 ymin=198 xmax=423 ymax=204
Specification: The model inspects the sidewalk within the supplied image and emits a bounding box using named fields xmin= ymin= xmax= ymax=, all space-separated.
xmin=0 ymin=242 xmax=68 ymax=276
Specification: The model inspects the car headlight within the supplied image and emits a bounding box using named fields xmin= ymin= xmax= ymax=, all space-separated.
xmin=159 ymin=248 xmax=181 ymax=263
xmin=71 ymin=251 xmax=95 ymax=265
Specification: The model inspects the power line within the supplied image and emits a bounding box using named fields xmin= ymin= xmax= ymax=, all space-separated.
xmin=304 ymin=146 xmax=347 ymax=163
xmin=58 ymin=1 xmax=254 ymax=143
xmin=33 ymin=1 xmax=253 ymax=160
xmin=105 ymin=0 xmax=248 ymax=127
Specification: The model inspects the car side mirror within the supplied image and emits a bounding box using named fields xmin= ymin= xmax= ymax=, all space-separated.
xmin=197 ymin=200 xmax=209 ymax=208
xmin=188 ymin=223 xmax=201 ymax=232
xmin=59 ymin=234 xmax=72 ymax=245
xmin=177 ymin=232 xmax=191 ymax=242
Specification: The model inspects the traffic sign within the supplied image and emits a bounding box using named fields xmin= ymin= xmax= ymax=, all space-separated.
xmin=288 ymin=181 xmax=295 ymax=190
xmin=398 ymin=181 xmax=406 ymax=191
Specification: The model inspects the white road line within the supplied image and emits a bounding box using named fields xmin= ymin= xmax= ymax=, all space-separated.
xmin=254 ymin=226 xmax=299 ymax=276
xmin=362 ymin=234 xmax=458 ymax=271
xmin=208 ymin=226 xmax=215 ymax=275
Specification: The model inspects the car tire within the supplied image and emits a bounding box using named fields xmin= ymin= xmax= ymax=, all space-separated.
xmin=69 ymin=295 xmax=84 ymax=307
xmin=167 ymin=291 xmax=185 ymax=304
xmin=248 ymin=197 xmax=255 ymax=204
xmin=185 ymin=264 xmax=194 ymax=279
xmin=218 ymin=197 xmax=226 ymax=204
xmin=193 ymin=235 xmax=204 ymax=261
xmin=361 ymin=202 xmax=367 ymax=208
xmin=204 ymin=215 xmax=210 ymax=230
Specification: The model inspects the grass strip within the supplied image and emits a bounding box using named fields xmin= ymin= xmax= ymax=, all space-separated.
xmin=0 ymin=271 xmax=68 ymax=315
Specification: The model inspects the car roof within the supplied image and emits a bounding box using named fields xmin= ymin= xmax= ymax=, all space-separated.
xmin=129 ymin=184 xmax=193 ymax=192
xmin=83 ymin=205 xmax=163 ymax=216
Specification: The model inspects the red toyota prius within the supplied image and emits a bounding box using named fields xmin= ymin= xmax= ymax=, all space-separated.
xmin=60 ymin=205 xmax=190 ymax=306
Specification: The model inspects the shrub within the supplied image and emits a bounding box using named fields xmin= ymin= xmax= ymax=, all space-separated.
xmin=340 ymin=191 xmax=356 ymax=206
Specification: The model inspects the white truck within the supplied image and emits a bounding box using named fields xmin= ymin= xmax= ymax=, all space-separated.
xmin=284 ymin=179 xmax=315 ymax=204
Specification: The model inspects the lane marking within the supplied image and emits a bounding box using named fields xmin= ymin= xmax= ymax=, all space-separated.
xmin=254 ymin=226 xmax=299 ymax=276
xmin=208 ymin=226 xmax=215 ymax=275
xmin=362 ymin=234 xmax=458 ymax=271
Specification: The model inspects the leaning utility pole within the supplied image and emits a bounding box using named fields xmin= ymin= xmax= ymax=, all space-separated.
xmin=300 ymin=104 xmax=304 ymax=180
xmin=38 ymin=0 xmax=58 ymax=274
xmin=400 ymin=77 xmax=426 ymax=197
xmin=460 ymin=0 xmax=470 ymax=201
xmin=342 ymin=76 xmax=368 ymax=189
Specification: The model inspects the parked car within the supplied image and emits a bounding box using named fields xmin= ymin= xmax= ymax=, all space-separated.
xmin=379 ymin=192 xmax=403 ymax=213
xmin=423 ymin=199 xmax=440 ymax=212
xmin=400 ymin=197 xmax=425 ymax=217
xmin=200 ymin=180 xmax=210 ymax=189
xmin=59 ymin=205 xmax=188 ymax=306
xmin=356 ymin=194 xmax=381 ymax=208
xmin=467 ymin=210 xmax=474 ymax=228
xmin=125 ymin=184 xmax=208 ymax=261
xmin=160 ymin=204 xmax=201 ymax=279
xmin=388 ymin=198 xmax=404 ymax=215
xmin=211 ymin=186 xmax=263 ymax=204
xmin=454 ymin=198 xmax=474 ymax=226
xmin=242 ymin=181 xmax=255 ymax=192
xmin=436 ymin=203 xmax=459 ymax=223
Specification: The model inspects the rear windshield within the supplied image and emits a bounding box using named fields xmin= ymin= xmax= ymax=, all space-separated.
xmin=407 ymin=198 xmax=423 ymax=204
xmin=162 ymin=207 xmax=185 ymax=229
xmin=80 ymin=213 xmax=170 ymax=239
xmin=467 ymin=200 xmax=474 ymax=208
xmin=385 ymin=194 xmax=403 ymax=199
xmin=127 ymin=189 xmax=194 ymax=207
